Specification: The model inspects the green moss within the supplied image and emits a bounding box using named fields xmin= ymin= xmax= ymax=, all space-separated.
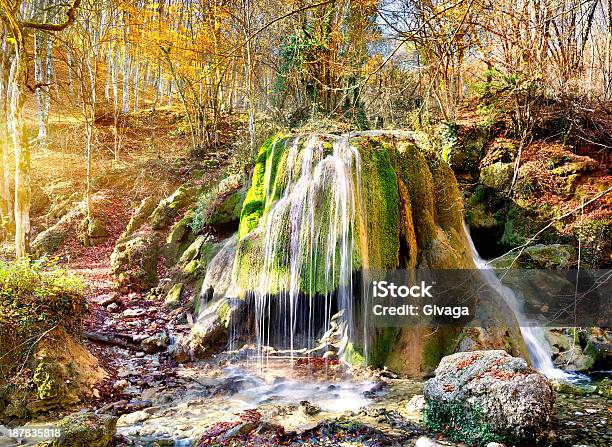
xmin=33 ymin=360 xmax=60 ymax=400
xmin=421 ymin=328 xmax=461 ymax=372
xmin=356 ymin=139 xmax=401 ymax=270
xmin=480 ymin=162 xmax=514 ymax=191
xmin=367 ymin=327 xmax=398 ymax=368
xmin=424 ymin=399 xmax=503 ymax=446
xmin=343 ymin=342 xmax=365 ymax=367
xmin=216 ymin=300 xmax=232 ymax=326
xmin=238 ymin=135 xmax=288 ymax=240
xmin=164 ymin=283 xmax=183 ymax=309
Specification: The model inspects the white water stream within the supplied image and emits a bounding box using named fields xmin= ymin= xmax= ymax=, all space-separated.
xmin=255 ymin=135 xmax=361 ymax=358
xmin=464 ymin=224 xmax=583 ymax=381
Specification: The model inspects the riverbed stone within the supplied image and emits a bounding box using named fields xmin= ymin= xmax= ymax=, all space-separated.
xmin=424 ymin=350 xmax=554 ymax=446
xmin=596 ymin=378 xmax=612 ymax=398
xmin=50 ymin=412 xmax=117 ymax=447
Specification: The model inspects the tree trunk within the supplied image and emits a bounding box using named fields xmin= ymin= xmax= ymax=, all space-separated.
xmin=10 ymin=49 xmax=31 ymax=258
xmin=0 ymin=31 xmax=13 ymax=228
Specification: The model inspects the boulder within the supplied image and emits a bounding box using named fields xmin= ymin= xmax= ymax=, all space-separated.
xmin=141 ymin=332 xmax=170 ymax=353
xmin=149 ymin=183 xmax=197 ymax=230
xmin=551 ymin=379 xmax=595 ymax=396
xmin=110 ymin=234 xmax=159 ymax=289
xmin=596 ymin=377 xmax=612 ymax=399
xmin=50 ymin=412 xmax=117 ymax=447
xmin=439 ymin=122 xmax=489 ymax=174
xmin=201 ymin=186 xmax=245 ymax=226
xmin=179 ymin=234 xmax=208 ymax=265
xmin=424 ymin=350 xmax=554 ymax=446
xmin=479 ymin=162 xmax=514 ymax=191
xmin=32 ymin=205 xmax=86 ymax=257
xmin=79 ymin=217 xmax=109 ymax=247
xmin=188 ymin=298 xmax=234 ymax=357
xmin=125 ymin=196 xmax=159 ymax=235
xmin=164 ymin=211 xmax=195 ymax=261
xmin=164 ymin=283 xmax=183 ymax=309
xmin=491 ymin=244 xmax=576 ymax=269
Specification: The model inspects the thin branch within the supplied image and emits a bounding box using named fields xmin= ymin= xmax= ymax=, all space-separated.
xmin=20 ymin=0 xmax=81 ymax=31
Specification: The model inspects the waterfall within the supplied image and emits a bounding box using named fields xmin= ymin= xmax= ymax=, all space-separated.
xmin=253 ymin=135 xmax=362 ymax=359
xmin=464 ymin=224 xmax=578 ymax=380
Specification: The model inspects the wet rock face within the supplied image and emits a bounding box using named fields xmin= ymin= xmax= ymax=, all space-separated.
xmin=424 ymin=350 xmax=554 ymax=446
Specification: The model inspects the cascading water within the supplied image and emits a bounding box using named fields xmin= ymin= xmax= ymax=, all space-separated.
xmin=464 ymin=224 xmax=582 ymax=381
xmin=252 ymin=135 xmax=362 ymax=360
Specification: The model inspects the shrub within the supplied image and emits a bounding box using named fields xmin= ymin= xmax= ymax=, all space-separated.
xmin=0 ymin=259 xmax=86 ymax=376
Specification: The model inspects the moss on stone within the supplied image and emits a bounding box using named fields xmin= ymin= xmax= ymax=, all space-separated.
xmin=480 ymin=162 xmax=514 ymax=191
xmin=342 ymin=342 xmax=365 ymax=367
xmin=238 ymin=135 xmax=287 ymax=240
xmin=424 ymin=399 xmax=504 ymax=446
xmin=33 ymin=360 xmax=60 ymax=400
xmin=355 ymin=139 xmax=401 ymax=270
xmin=149 ymin=183 xmax=197 ymax=230
xmin=165 ymin=283 xmax=183 ymax=309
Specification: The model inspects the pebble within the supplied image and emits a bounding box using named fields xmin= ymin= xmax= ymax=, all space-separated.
xmin=585 ymin=408 xmax=597 ymax=414
xmin=107 ymin=303 xmax=120 ymax=313
xmin=415 ymin=437 xmax=444 ymax=447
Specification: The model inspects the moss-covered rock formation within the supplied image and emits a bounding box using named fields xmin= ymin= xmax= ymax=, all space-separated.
xmin=230 ymin=131 xmax=525 ymax=376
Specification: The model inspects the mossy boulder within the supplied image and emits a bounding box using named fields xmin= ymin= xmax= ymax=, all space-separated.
xmin=149 ymin=183 xmax=198 ymax=230
xmin=50 ymin=412 xmax=117 ymax=447
xmin=164 ymin=210 xmax=196 ymax=262
xmin=596 ymin=377 xmax=612 ymax=398
xmin=480 ymin=138 xmax=517 ymax=165
xmin=480 ymin=162 xmax=514 ymax=191
xmin=110 ymin=234 xmax=159 ymax=289
xmin=550 ymin=160 xmax=597 ymax=176
xmin=439 ymin=122 xmax=489 ymax=174
xmin=232 ymin=132 xmax=524 ymax=377
xmin=79 ymin=217 xmax=109 ymax=247
xmin=125 ymin=196 xmax=158 ymax=235
xmin=202 ymin=186 xmax=245 ymax=226
xmin=184 ymin=297 xmax=244 ymax=359
xmin=544 ymin=328 xmax=608 ymax=373
xmin=491 ymin=244 xmax=576 ymax=269
xmin=424 ymin=350 xmax=554 ymax=446
xmin=551 ymin=379 xmax=596 ymax=396
xmin=31 ymin=205 xmax=86 ymax=257
xmin=179 ymin=234 xmax=209 ymax=265
xmin=46 ymin=192 xmax=82 ymax=220
xmin=165 ymin=283 xmax=183 ymax=309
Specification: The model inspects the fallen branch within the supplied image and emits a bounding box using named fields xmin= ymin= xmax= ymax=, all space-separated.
xmin=84 ymin=331 xmax=144 ymax=351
